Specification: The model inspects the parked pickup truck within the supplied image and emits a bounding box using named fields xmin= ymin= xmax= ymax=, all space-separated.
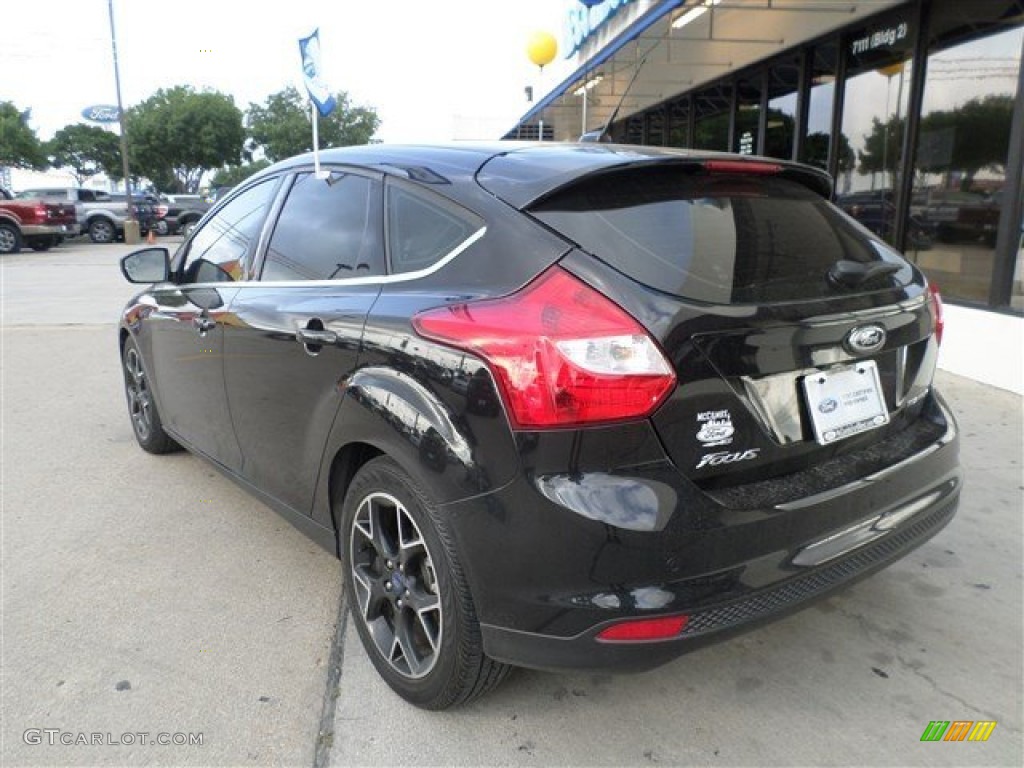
xmin=0 ymin=188 xmax=79 ymax=254
xmin=154 ymin=194 xmax=211 ymax=236
xmin=15 ymin=187 xmax=155 ymax=244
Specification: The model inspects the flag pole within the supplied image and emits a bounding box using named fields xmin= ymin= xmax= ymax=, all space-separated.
xmin=311 ymin=100 xmax=322 ymax=177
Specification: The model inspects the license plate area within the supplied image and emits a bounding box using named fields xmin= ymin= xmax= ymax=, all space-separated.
xmin=802 ymin=361 xmax=889 ymax=445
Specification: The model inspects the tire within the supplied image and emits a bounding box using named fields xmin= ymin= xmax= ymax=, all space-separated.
xmin=28 ymin=237 xmax=52 ymax=252
xmin=122 ymin=337 xmax=179 ymax=454
xmin=340 ymin=456 xmax=510 ymax=709
xmin=89 ymin=217 xmax=116 ymax=244
xmin=0 ymin=222 xmax=22 ymax=254
xmin=180 ymin=219 xmax=197 ymax=238
xmin=155 ymin=219 xmax=169 ymax=236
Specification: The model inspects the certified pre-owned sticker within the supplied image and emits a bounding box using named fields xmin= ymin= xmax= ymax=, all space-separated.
xmin=696 ymin=409 xmax=735 ymax=447
xmin=696 ymin=448 xmax=760 ymax=470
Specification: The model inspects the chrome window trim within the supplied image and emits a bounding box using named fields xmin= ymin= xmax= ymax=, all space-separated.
xmin=171 ymin=225 xmax=487 ymax=291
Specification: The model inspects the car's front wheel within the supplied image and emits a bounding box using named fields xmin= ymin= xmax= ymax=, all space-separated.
xmin=341 ymin=456 xmax=509 ymax=709
xmin=122 ymin=337 xmax=179 ymax=454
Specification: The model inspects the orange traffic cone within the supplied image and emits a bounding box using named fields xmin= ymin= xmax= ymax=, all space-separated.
xmin=147 ymin=229 xmax=156 ymax=245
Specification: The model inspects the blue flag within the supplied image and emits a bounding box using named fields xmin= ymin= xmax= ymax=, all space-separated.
xmin=299 ymin=29 xmax=337 ymax=117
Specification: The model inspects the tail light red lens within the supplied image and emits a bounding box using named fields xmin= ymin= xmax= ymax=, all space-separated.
xmin=412 ymin=266 xmax=676 ymax=428
xmin=596 ymin=615 xmax=689 ymax=642
xmin=928 ymin=283 xmax=944 ymax=345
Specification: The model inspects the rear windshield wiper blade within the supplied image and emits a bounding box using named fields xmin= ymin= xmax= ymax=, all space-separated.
xmin=827 ymin=260 xmax=901 ymax=289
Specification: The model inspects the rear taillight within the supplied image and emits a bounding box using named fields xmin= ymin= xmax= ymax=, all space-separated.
xmin=34 ymin=203 xmax=48 ymax=219
xmin=596 ymin=615 xmax=689 ymax=642
xmin=928 ymin=283 xmax=944 ymax=345
xmin=413 ymin=266 xmax=676 ymax=428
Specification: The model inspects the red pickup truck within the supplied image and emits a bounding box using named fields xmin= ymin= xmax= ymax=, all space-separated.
xmin=0 ymin=187 xmax=79 ymax=254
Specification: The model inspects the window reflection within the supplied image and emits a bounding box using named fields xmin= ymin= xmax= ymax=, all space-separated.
xmin=909 ymin=21 xmax=1022 ymax=304
xmin=802 ymin=43 xmax=840 ymax=171
xmin=838 ymin=12 xmax=915 ymax=244
xmin=765 ymin=56 xmax=800 ymax=160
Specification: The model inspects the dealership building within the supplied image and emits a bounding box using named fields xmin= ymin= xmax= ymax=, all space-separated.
xmin=512 ymin=0 xmax=1023 ymax=393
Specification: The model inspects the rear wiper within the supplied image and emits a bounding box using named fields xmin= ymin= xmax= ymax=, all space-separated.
xmin=827 ymin=260 xmax=901 ymax=289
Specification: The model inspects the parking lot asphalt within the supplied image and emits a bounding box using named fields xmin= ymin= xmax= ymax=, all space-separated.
xmin=2 ymin=239 xmax=1022 ymax=767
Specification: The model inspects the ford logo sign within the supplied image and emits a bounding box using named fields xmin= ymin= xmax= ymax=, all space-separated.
xmin=845 ymin=324 xmax=887 ymax=355
xmin=81 ymin=105 xmax=121 ymax=123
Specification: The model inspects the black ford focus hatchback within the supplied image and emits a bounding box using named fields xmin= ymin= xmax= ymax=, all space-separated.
xmin=118 ymin=143 xmax=960 ymax=709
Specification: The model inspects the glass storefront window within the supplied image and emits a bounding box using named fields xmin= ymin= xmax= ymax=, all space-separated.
xmin=908 ymin=5 xmax=1022 ymax=306
xmin=693 ymin=83 xmax=731 ymax=150
xmin=646 ymin=108 xmax=665 ymax=146
xmin=838 ymin=11 xmax=916 ymax=244
xmin=765 ymin=57 xmax=800 ymax=160
xmin=734 ymin=77 xmax=761 ymax=155
xmin=667 ymin=98 xmax=690 ymax=147
xmin=802 ymin=43 xmax=838 ymax=170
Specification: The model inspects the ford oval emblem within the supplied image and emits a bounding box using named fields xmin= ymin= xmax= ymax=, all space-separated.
xmin=845 ymin=324 xmax=887 ymax=355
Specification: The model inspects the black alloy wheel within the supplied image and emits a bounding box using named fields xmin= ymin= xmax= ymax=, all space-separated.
xmin=122 ymin=338 xmax=178 ymax=454
xmin=341 ymin=457 xmax=509 ymax=709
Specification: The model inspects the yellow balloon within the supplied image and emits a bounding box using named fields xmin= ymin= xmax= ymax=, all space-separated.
xmin=527 ymin=31 xmax=558 ymax=69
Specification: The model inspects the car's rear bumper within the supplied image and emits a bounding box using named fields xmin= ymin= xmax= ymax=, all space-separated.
xmin=443 ymin=390 xmax=960 ymax=672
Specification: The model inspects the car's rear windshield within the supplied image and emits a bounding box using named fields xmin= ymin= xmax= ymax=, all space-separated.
xmin=529 ymin=167 xmax=912 ymax=304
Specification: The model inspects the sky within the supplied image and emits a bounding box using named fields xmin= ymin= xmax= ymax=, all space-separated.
xmin=4 ymin=0 xmax=575 ymax=184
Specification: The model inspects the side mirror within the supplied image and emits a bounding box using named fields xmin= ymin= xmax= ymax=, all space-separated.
xmin=121 ymin=247 xmax=170 ymax=284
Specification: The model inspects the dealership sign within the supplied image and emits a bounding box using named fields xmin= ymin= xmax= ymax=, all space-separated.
xmin=564 ymin=0 xmax=638 ymax=58
xmin=81 ymin=105 xmax=121 ymax=123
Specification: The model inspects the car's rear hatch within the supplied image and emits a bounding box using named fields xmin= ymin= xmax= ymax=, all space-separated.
xmin=479 ymin=152 xmax=942 ymax=492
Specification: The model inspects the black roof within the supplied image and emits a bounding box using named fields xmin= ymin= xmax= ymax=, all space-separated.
xmin=259 ymin=142 xmax=834 ymax=208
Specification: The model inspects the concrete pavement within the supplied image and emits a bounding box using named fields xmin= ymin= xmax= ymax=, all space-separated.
xmin=1 ymin=239 xmax=1021 ymax=766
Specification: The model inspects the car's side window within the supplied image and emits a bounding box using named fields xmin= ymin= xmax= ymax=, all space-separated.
xmin=180 ymin=178 xmax=277 ymax=284
xmin=80 ymin=190 xmax=96 ymax=202
xmin=261 ymin=170 xmax=384 ymax=281
xmin=386 ymin=181 xmax=483 ymax=274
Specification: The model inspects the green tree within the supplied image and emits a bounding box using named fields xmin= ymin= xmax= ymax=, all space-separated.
xmin=803 ymin=131 xmax=855 ymax=173
xmin=126 ymin=86 xmax=245 ymax=192
xmin=210 ymin=159 xmax=271 ymax=188
xmin=918 ymin=94 xmax=1014 ymax=190
xmin=246 ymin=86 xmax=380 ymax=162
xmin=47 ymin=123 xmax=122 ymax=185
xmin=858 ymin=115 xmax=904 ymax=185
xmin=0 ymin=101 xmax=47 ymax=170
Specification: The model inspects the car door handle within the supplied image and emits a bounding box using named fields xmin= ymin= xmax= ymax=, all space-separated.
xmin=296 ymin=328 xmax=338 ymax=345
xmin=193 ymin=316 xmax=216 ymax=333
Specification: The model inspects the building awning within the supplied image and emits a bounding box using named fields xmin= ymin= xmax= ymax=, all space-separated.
xmin=509 ymin=0 xmax=903 ymax=141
